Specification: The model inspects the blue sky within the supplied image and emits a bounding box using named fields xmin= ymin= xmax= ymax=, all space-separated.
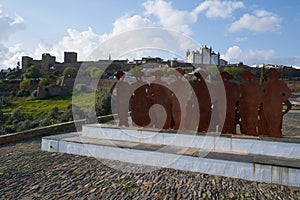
xmin=0 ymin=0 xmax=300 ymax=69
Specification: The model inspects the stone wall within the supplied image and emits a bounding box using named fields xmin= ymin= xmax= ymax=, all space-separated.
xmin=0 ymin=114 xmax=115 ymax=145
xmin=37 ymin=85 xmax=72 ymax=99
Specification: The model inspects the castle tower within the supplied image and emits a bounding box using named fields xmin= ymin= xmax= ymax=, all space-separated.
xmin=42 ymin=53 xmax=56 ymax=71
xmin=209 ymin=47 xmax=212 ymax=65
xmin=22 ymin=56 xmax=33 ymax=70
xmin=186 ymin=50 xmax=190 ymax=63
xmin=64 ymin=52 xmax=77 ymax=63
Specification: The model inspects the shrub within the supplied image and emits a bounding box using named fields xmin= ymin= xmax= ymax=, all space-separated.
xmin=52 ymin=70 xmax=62 ymax=78
xmin=59 ymin=104 xmax=85 ymax=122
xmin=39 ymin=107 xmax=60 ymax=126
xmin=48 ymin=107 xmax=60 ymax=119
xmin=89 ymin=67 xmax=104 ymax=78
xmin=223 ymin=67 xmax=244 ymax=79
xmin=20 ymin=80 xmax=31 ymax=90
xmin=0 ymin=96 xmax=13 ymax=108
xmin=31 ymin=90 xmax=38 ymax=97
xmin=1 ymin=125 xmax=15 ymax=134
xmin=11 ymin=109 xmax=25 ymax=123
xmin=39 ymin=117 xmax=52 ymax=127
xmin=17 ymin=120 xmax=33 ymax=132
xmin=23 ymin=65 xmax=42 ymax=80
xmin=63 ymin=67 xmax=78 ymax=78
xmin=74 ymin=84 xmax=92 ymax=93
xmin=205 ymin=65 xmax=220 ymax=76
xmin=38 ymin=78 xmax=50 ymax=87
xmin=16 ymin=89 xmax=31 ymax=97
xmin=95 ymin=92 xmax=112 ymax=116
xmin=0 ymin=110 xmax=5 ymax=124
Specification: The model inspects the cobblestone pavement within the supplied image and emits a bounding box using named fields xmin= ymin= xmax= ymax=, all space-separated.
xmin=0 ymin=139 xmax=299 ymax=199
xmin=283 ymin=112 xmax=300 ymax=136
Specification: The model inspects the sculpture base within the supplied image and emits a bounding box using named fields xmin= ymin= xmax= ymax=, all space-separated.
xmin=41 ymin=124 xmax=300 ymax=187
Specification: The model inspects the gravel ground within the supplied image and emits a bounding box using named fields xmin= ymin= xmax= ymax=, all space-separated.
xmin=0 ymin=139 xmax=299 ymax=199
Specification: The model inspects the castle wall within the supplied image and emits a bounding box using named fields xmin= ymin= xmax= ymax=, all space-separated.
xmin=64 ymin=52 xmax=77 ymax=63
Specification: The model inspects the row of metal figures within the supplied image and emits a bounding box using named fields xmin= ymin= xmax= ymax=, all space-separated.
xmin=111 ymin=68 xmax=292 ymax=138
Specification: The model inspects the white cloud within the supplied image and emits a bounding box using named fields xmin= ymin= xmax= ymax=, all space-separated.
xmin=31 ymin=0 xmax=205 ymax=62
xmin=235 ymin=37 xmax=248 ymax=42
xmin=32 ymin=27 xmax=101 ymax=61
xmin=192 ymin=0 xmax=244 ymax=19
xmin=31 ymin=25 xmax=200 ymax=63
xmin=229 ymin=9 xmax=281 ymax=32
xmin=142 ymin=0 xmax=197 ymax=35
xmin=99 ymin=27 xmax=199 ymax=60
xmin=248 ymin=49 xmax=275 ymax=61
xmin=110 ymin=14 xmax=156 ymax=36
xmin=9 ymin=15 xmax=24 ymax=26
xmin=0 ymin=5 xmax=25 ymax=41
xmin=271 ymin=56 xmax=300 ymax=66
xmin=2 ymin=0 xmax=280 ymax=69
xmin=0 ymin=5 xmax=25 ymax=69
xmin=1 ymin=0 xmax=246 ymax=68
xmin=221 ymin=45 xmax=275 ymax=64
xmin=142 ymin=0 xmax=244 ymax=35
xmin=222 ymin=45 xmax=243 ymax=61
xmin=2 ymin=44 xmax=25 ymax=68
xmin=0 ymin=43 xmax=25 ymax=69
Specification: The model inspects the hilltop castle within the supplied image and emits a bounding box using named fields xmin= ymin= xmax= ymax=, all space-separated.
xmin=21 ymin=52 xmax=197 ymax=74
xmin=21 ymin=52 xmax=131 ymax=75
xmin=186 ymin=45 xmax=228 ymax=66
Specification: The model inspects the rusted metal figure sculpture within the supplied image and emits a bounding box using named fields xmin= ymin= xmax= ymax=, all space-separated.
xmin=261 ymin=69 xmax=292 ymax=137
xmin=113 ymin=71 xmax=131 ymax=127
xmin=220 ymin=72 xmax=240 ymax=134
xmin=208 ymin=74 xmax=222 ymax=132
xmin=130 ymin=70 xmax=151 ymax=127
xmin=112 ymin=68 xmax=291 ymax=138
xmin=185 ymin=87 xmax=199 ymax=131
xmin=169 ymin=68 xmax=189 ymax=130
xmin=239 ymin=71 xmax=262 ymax=136
xmin=191 ymin=71 xmax=212 ymax=132
xmin=148 ymin=70 xmax=173 ymax=129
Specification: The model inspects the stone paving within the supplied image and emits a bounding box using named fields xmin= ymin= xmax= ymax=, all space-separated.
xmin=0 ymin=139 xmax=300 ymax=199
xmin=283 ymin=112 xmax=300 ymax=136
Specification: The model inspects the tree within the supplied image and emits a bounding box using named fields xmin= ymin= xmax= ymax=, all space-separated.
xmin=17 ymin=120 xmax=33 ymax=132
xmin=259 ymin=65 xmax=267 ymax=85
xmin=95 ymin=92 xmax=112 ymax=116
xmin=48 ymin=107 xmax=60 ymax=120
xmin=0 ymin=110 xmax=5 ymax=124
xmin=153 ymin=66 xmax=174 ymax=77
xmin=10 ymin=109 xmax=25 ymax=123
xmin=52 ymin=70 xmax=62 ymax=78
xmin=89 ymin=67 xmax=104 ymax=78
xmin=130 ymin=64 xmax=142 ymax=75
xmin=59 ymin=104 xmax=85 ymax=122
xmin=205 ymin=65 xmax=220 ymax=76
xmin=41 ymin=107 xmax=60 ymax=126
xmin=223 ymin=67 xmax=244 ymax=79
xmin=63 ymin=67 xmax=78 ymax=78
xmin=74 ymin=84 xmax=91 ymax=93
xmin=20 ymin=80 xmax=31 ymax=89
xmin=23 ymin=66 xmax=42 ymax=80
xmin=38 ymin=78 xmax=50 ymax=87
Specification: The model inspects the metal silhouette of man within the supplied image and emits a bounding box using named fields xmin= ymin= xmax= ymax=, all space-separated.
xmin=239 ymin=71 xmax=262 ymax=136
xmin=130 ymin=70 xmax=151 ymax=127
xmin=113 ymin=71 xmax=131 ymax=127
xmin=261 ymin=69 xmax=292 ymax=137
